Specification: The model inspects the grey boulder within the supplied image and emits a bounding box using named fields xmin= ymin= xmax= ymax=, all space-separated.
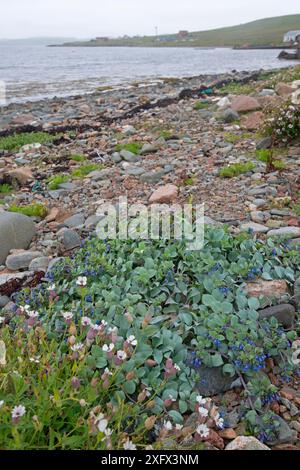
xmin=0 ymin=212 xmax=36 ymax=264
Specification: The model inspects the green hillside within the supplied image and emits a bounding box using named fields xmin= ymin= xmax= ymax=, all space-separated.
xmin=58 ymin=14 xmax=300 ymax=48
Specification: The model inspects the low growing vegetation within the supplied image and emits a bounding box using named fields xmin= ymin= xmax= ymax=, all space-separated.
xmin=0 ymin=132 xmax=59 ymax=152
xmin=47 ymin=174 xmax=71 ymax=190
xmin=0 ymin=230 xmax=299 ymax=449
xmin=219 ymin=162 xmax=255 ymax=178
xmin=71 ymin=164 xmax=104 ymax=179
xmin=8 ymin=203 xmax=48 ymax=219
xmin=115 ymin=142 xmax=143 ymax=155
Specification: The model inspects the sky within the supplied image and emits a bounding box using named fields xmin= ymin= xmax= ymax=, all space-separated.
xmin=0 ymin=0 xmax=299 ymax=39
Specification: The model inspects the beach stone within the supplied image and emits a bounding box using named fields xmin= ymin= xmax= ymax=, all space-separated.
xmin=223 ymin=108 xmax=239 ymax=123
xmin=252 ymin=198 xmax=267 ymax=208
xmin=275 ymin=83 xmax=296 ymax=96
xmin=0 ymin=212 xmax=36 ymax=265
xmin=267 ymin=227 xmax=300 ymax=238
xmin=62 ymin=229 xmax=81 ymax=250
xmin=189 ymin=361 xmax=236 ymax=396
xmin=120 ymin=150 xmax=139 ymax=162
xmin=245 ymin=279 xmax=288 ymax=299
xmin=58 ymin=182 xmax=76 ymax=190
xmin=225 ymin=436 xmax=270 ymax=450
xmin=6 ymin=251 xmax=42 ymax=271
xmin=63 ymin=213 xmax=85 ymax=228
xmin=0 ymin=295 xmax=10 ymax=308
xmin=140 ymin=143 xmax=157 ymax=155
xmin=256 ymin=137 xmax=272 ymax=150
xmin=243 ymin=111 xmax=264 ymax=130
xmin=7 ymin=167 xmax=34 ymax=186
xmin=84 ymin=215 xmax=103 ymax=230
xmin=250 ymin=211 xmax=267 ymax=224
xmin=258 ymin=304 xmax=295 ymax=328
xmin=149 ymin=184 xmax=178 ymax=204
xmin=29 ymin=256 xmax=50 ymax=272
xmin=89 ymin=169 xmax=112 ymax=181
xmin=231 ymin=95 xmax=261 ymax=113
xmin=259 ymin=89 xmax=276 ymax=96
xmin=122 ymin=125 xmax=136 ymax=136
xmin=140 ymin=171 xmax=165 ymax=183
xmin=0 ymin=271 xmax=33 ymax=288
xmin=111 ymin=152 xmax=122 ymax=163
xmin=239 ymin=222 xmax=269 ymax=233
xmin=217 ymin=97 xmax=231 ymax=109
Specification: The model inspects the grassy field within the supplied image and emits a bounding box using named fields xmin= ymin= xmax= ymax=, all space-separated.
xmin=58 ymin=14 xmax=300 ymax=48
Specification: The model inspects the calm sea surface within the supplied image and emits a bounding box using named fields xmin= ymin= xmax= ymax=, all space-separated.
xmin=0 ymin=45 xmax=297 ymax=104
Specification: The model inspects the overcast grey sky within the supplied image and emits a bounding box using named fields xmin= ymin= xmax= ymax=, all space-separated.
xmin=0 ymin=0 xmax=299 ymax=39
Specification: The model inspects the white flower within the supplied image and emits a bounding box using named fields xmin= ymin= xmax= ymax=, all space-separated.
xmin=0 ymin=400 xmax=4 ymax=408
xmin=123 ymin=438 xmax=137 ymax=450
xmin=196 ymin=395 xmax=207 ymax=405
xmin=91 ymin=324 xmax=102 ymax=332
xmin=174 ymin=363 xmax=181 ymax=371
xmin=76 ymin=276 xmax=87 ymax=287
xmin=104 ymin=367 xmax=113 ymax=376
xmin=12 ymin=405 xmax=26 ymax=419
xmin=96 ymin=413 xmax=108 ymax=433
xmin=102 ymin=343 xmax=114 ymax=353
xmin=71 ymin=342 xmax=84 ymax=352
xmin=127 ymin=335 xmax=137 ymax=346
xmin=215 ymin=413 xmax=224 ymax=429
xmin=163 ymin=420 xmax=173 ymax=431
xmin=101 ymin=320 xmax=108 ymax=327
xmin=0 ymin=317 xmax=5 ymax=324
xmin=175 ymin=424 xmax=183 ymax=430
xmin=104 ymin=428 xmax=113 ymax=437
xmin=29 ymin=356 xmax=40 ymax=363
xmin=117 ymin=350 xmax=127 ymax=360
xmin=108 ymin=326 xmax=117 ymax=333
xmin=62 ymin=312 xmax=73 ymax=321
xmin=198 ymin=406 xmax=209 ymax=418
xmin=196 ymin=423 xmax=210 ymax=438
xmin=28 ymin=311 xmax=39 ymax=318
xmin=81 ymin=316 xmax=91 ymax=327
xmin=47 ymin=284 xmax=56 ymax=291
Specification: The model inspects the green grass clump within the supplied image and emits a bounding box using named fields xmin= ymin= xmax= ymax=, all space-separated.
xmin=69 ymin=154 xmax=87 ymax=162
xmin=115 ymin=142 xmax=143 ymax=155
xmin=194 ymin=101 xmax=210 ymax=110
xmin=220 ymin=82 xmax=256 ymax=95
xmin=219 ymin=162 xmax=255 ymax=178
xmin=47 ymin=174 xmax=71 ymax=190
xmin=0 ymin=132 xmax=59 ymax=152
xmin=9 ymin=203 xmax=48 ymax=219
xmin=255 ymin=149 xmax=286 ymax=170
xmin=184 ymin=176 xmax=196 ymax=186
xmin=158 ymin=130 xmax=174 ymax=140
xmin=71 ymin=163 xmax=103 ymax=179
xmin=0 ymin=183 xmax=12 ymax=194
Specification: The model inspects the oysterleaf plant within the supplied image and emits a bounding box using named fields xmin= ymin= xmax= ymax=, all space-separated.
xmin=0 ymin=228 xmax=299 ymax=449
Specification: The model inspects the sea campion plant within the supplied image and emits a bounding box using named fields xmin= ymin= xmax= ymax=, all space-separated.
xmin=263 ymin=100 xmax=300 ymax=144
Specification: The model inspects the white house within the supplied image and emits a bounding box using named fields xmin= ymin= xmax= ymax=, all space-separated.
xmin=284 ymin=31 xmax=300 ymax=43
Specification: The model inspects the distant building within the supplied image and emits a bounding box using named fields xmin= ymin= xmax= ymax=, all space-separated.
xmin=178 ymin=30 xmax=189 ymax=39
xmin=284 ymin=31 xmax=300 ymax=43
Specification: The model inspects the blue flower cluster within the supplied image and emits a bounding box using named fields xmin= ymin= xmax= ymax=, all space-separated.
xmin=244 ymin=266 xmax=263 ymax=281
xmin=190 ymin=351 xmax=202 ymax=368
xmin=261 ymin=392 xmax=280 ymax=406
